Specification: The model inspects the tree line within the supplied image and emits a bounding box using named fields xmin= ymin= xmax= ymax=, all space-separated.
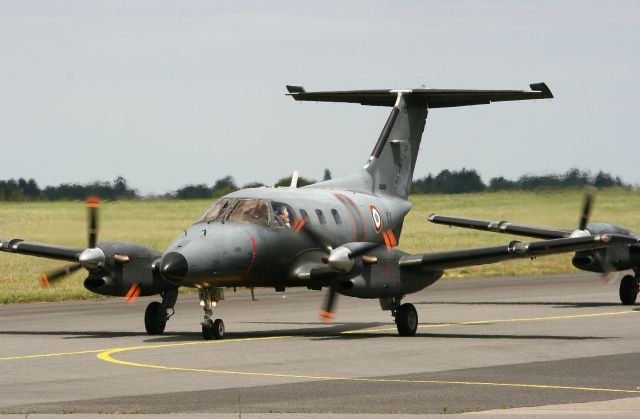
xmin=0 ymin=168 xmax=628 ymax=201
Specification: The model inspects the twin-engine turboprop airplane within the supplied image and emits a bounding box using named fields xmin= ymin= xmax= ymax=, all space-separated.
xmin=429 ymin=191 xmax=640 ymax=305
xmin=2 ymin=83 xmax=635 ymax=340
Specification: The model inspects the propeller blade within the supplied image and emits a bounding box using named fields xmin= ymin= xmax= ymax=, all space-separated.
xmin=124 ymin=283 xmax=142 ymax=303
xmin=320 ymin=284 xmax=338 ymax=324
xmin=578 ymin=189 xmax=594 ymax=231
xmin=39 ymin=263 xmax=83 ymax=287
xmin=86 ymin=196 xmax=100 ymax=248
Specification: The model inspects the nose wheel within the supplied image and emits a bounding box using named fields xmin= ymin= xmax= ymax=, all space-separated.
xmin=202 ymin=318 xmax=225 ymax=340
xmin=199 ymin=287 xmax=225 ymax=340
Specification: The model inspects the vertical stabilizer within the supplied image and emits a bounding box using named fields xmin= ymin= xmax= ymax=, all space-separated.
xmin=364 ymin=93 xmax=428 ymax=199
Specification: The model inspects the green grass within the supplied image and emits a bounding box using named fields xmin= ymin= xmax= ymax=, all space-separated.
xmin=1 ymin=188 xmax=639 ymax=303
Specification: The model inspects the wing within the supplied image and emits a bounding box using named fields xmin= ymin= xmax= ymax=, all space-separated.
xmin=0 ymin=239 xmax=84 ymax=262
xmin=427 ymin=213 xmax=573 ymax=240
xmin=286 ymin=83 xmax=552 ymax=108
xmin=399 ymin=234 xmax=636 ymax=271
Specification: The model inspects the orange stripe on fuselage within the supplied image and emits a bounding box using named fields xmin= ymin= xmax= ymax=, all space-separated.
xmin=334 ymin=193 xmax=358 ymax=241
xmin=341 ymin=194 xmax=366 ymax=241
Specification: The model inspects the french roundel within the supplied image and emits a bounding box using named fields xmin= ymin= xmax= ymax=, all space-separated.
xmin=369 ymin=204 xmax=382 ymax=233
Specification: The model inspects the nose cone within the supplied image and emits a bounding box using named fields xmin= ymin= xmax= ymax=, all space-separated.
xmin=160 ymin=252 xmax=188 ymax=280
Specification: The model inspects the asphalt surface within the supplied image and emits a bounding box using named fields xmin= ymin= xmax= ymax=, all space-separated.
xmin=1 ymin=273 xmax=639 ymax=415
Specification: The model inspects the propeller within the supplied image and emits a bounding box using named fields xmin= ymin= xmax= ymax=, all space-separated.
xmin=291 ymin=214 xmax=380 ymax=323
xmin=40 ymin=196 xmax=105 ymax=287
xmin=319 ymin=242 xmax=379 ymax=323
xmin=569 ymin=189 xmax=619 ymax=282
xmin=570 ymin=188 xmax=594 ymax=238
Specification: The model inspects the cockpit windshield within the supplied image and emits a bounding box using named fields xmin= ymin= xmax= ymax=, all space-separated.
xmin=199 ymin=198 xmax=232 ymax=223
xmin=227 ymin=199 xmax=271 ymax=227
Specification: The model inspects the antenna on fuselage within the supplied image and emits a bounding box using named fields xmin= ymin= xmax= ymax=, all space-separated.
xmin=289 ymin=170 xmax=300 ymax=188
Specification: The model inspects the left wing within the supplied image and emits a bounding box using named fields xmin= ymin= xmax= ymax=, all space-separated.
xmin=399 ymin=234 xmax=636 ymax=271
xmin=428 ymin=213 xmax=572 ymax=240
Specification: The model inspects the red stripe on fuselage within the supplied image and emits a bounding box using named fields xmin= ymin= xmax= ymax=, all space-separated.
xmin=246 ymin=236 xmax=257 ymax=273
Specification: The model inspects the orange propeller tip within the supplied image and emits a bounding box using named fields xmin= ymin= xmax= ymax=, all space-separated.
xmin=39 ymin=274 xmax=50 ymax=288
xmin=319 ymin=310 xmax=335 ymax=324
xmin=86 ymin=196 xmax=101 ymax=208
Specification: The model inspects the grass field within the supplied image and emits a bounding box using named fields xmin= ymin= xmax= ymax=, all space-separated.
xmin=1 ymin=188 xmax=639 ymax=303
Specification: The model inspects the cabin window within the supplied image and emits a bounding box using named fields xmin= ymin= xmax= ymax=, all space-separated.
xmin=315 ymin=209 xmax=326 ymax=225
xmin=331 ymin=209 xmax=342 ymax=225
xmin=299 ymin=209 xmax=310 ymax=222
xmin=199 ymin=198 xmax=232 ymax=223
xmin=227 ymin=199 xmax=270 ymax=227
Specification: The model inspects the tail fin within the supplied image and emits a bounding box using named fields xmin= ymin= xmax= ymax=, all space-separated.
xmin=287 ymin=83 xmax=552 ymax=199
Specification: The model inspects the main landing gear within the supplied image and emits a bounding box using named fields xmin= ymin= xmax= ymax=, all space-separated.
xmin=145 ymin=288 xmax=178 ymax=335
xmin=619 ymin=272 xmax=640 ymax=305
xmin=199 ymin=287 xmax=225 ymax=340
xmin=380 ymin=296 xmax=418 ymax=336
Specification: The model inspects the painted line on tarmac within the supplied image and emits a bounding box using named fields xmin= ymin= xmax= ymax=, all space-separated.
xmin=0 ymin=335 xmax=290 ymax=361
xmin=1 ymin=310 xmax=636 ymax=361
xmin=342 ymin=310 xmax=639 ymax=334
xmin=96 ymin=343 xmax=640 ymax=395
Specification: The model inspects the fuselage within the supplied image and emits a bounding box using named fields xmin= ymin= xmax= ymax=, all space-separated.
xmin=161 ymin=184 xmax=412 ymax=289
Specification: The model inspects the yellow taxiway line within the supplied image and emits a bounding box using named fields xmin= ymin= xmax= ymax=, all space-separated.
xmin=3 ymin=310 xmax=640 ymax=395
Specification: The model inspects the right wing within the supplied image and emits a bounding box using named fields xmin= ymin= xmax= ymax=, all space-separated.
xmin=427 ymin=213 xmax=573 ymax=240
xmin=399 ymin=234 xmax=636 ymax=271
xmin=0 ymin=239 xmax=84 ymax=262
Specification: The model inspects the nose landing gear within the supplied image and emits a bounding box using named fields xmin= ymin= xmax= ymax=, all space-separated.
xmin=199 ymin=287 xmax=225 ymax=340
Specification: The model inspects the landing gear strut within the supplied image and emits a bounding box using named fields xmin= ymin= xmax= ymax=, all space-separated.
xmin=199 ymin=287 xmax=225 ymax=340
xmin=380 ymin=296 xmax=419 ymax=336
xmin=145 ymin=288 xmax=178 ymax=335
xmin=619 ymin=273 xmax=639 ymax=305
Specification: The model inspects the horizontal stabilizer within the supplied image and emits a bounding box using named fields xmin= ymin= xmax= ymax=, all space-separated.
xmin=399 ymin=234 xmax=637 ymax=271
xmin=428 ymin=214 xmax=572 ymax=240
xmin=287 ymin=83 xmax=553 ymax=108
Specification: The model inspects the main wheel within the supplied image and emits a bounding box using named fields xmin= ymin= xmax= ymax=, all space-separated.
xmin=144 ymin=301 xmax=167 ymax=335
xmin=619 ymin=275 xmax=639 ymax=305
xmin=202 ymin=318 xmax=225 ymax=340
xmin=395 ymin=303 xmax=418 ymax=336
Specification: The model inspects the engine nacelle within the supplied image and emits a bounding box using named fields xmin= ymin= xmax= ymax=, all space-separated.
xmin=336 ymin=247 xmax=442 ymax=299
xmin=572 ymin=245 xmax=639 ymax=273
xmin=83 ymin=242 xmax=176 ymax=297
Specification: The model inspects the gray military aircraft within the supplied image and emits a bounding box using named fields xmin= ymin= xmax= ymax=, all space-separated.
xmin=429 ymin=191 xmax=640 ymax=305
xmin=2 ymin=83 xmax=635 ymax=340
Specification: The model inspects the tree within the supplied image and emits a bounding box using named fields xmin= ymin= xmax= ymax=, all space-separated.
xmin=323 ymin=169 xmax=332 ymax=181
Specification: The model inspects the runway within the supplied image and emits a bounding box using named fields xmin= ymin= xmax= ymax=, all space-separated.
xmin=1 ymin=273 xmax=639 ymax=415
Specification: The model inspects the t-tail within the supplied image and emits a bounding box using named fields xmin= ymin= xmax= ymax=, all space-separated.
xmin=287 ymin=83 xmax=553 ymax=199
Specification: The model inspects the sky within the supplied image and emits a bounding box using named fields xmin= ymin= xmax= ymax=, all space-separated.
xmin=1 ymin=0 xmax=639 ymax=195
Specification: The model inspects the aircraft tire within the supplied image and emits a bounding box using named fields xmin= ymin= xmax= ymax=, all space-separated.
xmin=395 ymin=303 xmax=418 ymax=336
xmin=202 ymin=318 xmax=225 ymax=340
xmin=619 ymin=275 xmax=639 ymax=305
xmin=144 ymin=301 xmax=166 ymax=335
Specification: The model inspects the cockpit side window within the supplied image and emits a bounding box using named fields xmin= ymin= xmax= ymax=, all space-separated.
xmin=199 ymin=198 xmax=232 ymax=223
xmin=272 ymin=202 xmax=296 ymax=228
xmin=227 ymin=199 xmax=271 ymax=227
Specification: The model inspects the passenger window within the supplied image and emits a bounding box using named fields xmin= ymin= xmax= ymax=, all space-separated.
xmin=315 ymin=209 xmax=326 ymax=225
xmin=227 ymin=199 xmax=270 ymax=227
xmin=331 ymin=209 xmax=342 ymax=225
xmin=299 ymin=209 xmax=310 ymax=222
